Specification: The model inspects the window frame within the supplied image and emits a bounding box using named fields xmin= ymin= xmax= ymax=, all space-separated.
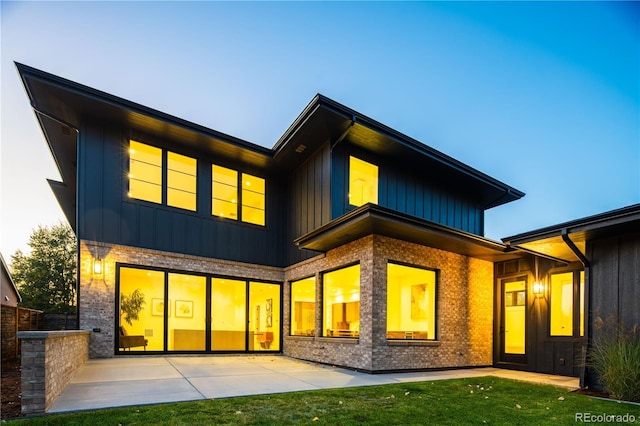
xmin=548 ymin=268 xmax=585 ymax=338
xmin=211 ymin=163 xmax=266 ymax=227
xmin=348 ymin=155 xmax=378 ymax=207
xmin=386 ymin=261 xmax=438 ymax=341
xmin=321 ymin=262 xmax=361 ymax=339
xmin=289 ymin=275 xmax=317 ymax=337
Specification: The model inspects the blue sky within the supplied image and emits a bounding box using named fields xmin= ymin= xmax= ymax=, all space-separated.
xmin=1 ymin=1 xmax=638 ymax=258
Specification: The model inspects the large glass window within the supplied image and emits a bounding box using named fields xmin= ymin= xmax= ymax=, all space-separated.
xmin=349 ymin=156 xmax=378 ymax=207
xmin=386 ymin=263 xmax=436 ymax=340
xmin=323 ymin=264 xmax=360 ymax=338
xmin=168 ymin=273 xmax=206 ymax=350
xmin=128 ymin=140 xmax=197 ymax=211
xmin=212 ymin=165 xmax=238 ymax=220
xmin=211 ymin=278 xmax=246 ymax=350
xmin=550 ymin=270 xmax=585 ymax=337
xmin=290 ymin=276 xmax=316 ymax=336
xmin=167 ymin=152 xmax=197 ymax=211
xmin=118 ymin=267 xmax=165 ymax=352
xmin=550 ymin=272 xmax=573 ymax=336
xmin=249 ymin=282 xmax=280 ymax=350
xmin=242 ymin=173 xmax=266 ymax=226
xmin=128 ymin=140 xmax=162 ymax=203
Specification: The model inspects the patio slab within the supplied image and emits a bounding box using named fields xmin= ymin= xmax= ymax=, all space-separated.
xmin=47 ymin=356 xmax=579 ymax=413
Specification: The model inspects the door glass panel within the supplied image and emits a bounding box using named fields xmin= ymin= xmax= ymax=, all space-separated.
xmin=291 ymin=277 xmax=316 ymax=336
xmin=168 ymin=273 xmax=206 ymax=351
xmin=550 ymin=272 xmax=573 ymax=336
xmin=504 ymin=280 xmax=526 ymax=354
xmin=580 ymin=271 xmax=585 ymax=337
xmin=211 ymin=278 xmax=246 ymax=350
xmin=248 ymin=282 xmax=280 ymax=351
xmin=118 ymin=267 xmax=165 ymax=352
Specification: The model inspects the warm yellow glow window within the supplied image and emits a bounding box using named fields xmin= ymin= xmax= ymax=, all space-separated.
xmin=550 ymin=272 xmax=573 ymax=336
xmin=212 ymin=165 xmax=238 ymax=219
xmin=349 ymin=156 xmax=378 ymax=207
xmin=386 ymin=263 xmax=436 ymax=340
xmin=242 ymin=173 xmax=265 ymax=226
xmin=504 ymin=280 xmax=526 ymax=354
xmin=129 ymin=140 xmax=162 ymax=203
xmin=249 ymin=282 xmax=280 ymax=351
xmin=168 ymin=273 xmax=206 ymax=350
xmin=167 ymin=152 xmax=197 ymax=211
xmin=323 ymin=264 xmax=360 ymax=338
xmin=291 ymin=277 xmax=316 ymax=336
xmin=579 ymin=271 xmax=585 ymax=337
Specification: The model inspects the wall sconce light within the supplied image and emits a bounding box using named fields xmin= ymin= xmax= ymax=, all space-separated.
xmin=533 ymin=282 xmax=544 ymax=297
xmin=93 ymin=258 xmax=104 ymax=276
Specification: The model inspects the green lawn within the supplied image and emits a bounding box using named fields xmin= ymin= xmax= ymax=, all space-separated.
xmin=10 ymin=377 xmax=640 ymax=425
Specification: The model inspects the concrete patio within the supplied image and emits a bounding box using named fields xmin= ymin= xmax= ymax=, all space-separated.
xmin=47 ymin=355 xmax=579 ymax=413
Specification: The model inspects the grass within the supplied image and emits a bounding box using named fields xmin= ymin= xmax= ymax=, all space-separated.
xmin=9 ymin=377 xmax=640 ymax=425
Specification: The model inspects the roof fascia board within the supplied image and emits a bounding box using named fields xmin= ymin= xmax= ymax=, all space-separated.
xmin=503 ymin=203 xmax=640 ymax=245
xmin=16 ymin=63 xmax=272 ymax=158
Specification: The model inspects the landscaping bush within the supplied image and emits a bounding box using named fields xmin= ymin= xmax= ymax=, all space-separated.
xmin=588 ymin=317 xmax=640 ymax=402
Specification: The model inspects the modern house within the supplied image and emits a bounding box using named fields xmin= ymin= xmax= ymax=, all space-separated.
xmin=16 ymin=63 xmax=639 ymax=388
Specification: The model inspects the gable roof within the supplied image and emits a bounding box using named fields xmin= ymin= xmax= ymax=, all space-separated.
xmin=16 ymin=62 xmax=524 ymax=230
xmin=502 ymin=203 xmax=640 ymax=263
xmin=1 ymin=253 xmax=22 ymax=304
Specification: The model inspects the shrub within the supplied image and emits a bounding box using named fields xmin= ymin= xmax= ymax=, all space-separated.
xmin=588 ymin=317 xmax=640 ymax=402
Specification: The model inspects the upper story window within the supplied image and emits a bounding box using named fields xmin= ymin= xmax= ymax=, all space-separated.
xmin=167 ymin=152 xmax=197 ymax=211
xmin=349 ymin=156 xmax=378 ymax=207
xmin=128 ymin=141 xmax=162 ymax=203
xmin=211 ymin=164 xmax=265 ymax=226
xmin=128 ymin=140 xmax=197 ymax=211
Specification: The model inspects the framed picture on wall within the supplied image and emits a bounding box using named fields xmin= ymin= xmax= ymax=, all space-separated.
xmin=175 ymin=300 xmax=193 ymax=318
xmin=151 ymin=298 xmax=169 ymax=317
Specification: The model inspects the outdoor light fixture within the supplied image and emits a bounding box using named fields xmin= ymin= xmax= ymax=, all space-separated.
xmin=93 ymin=258 xmax=104 ymax=276
xmin=533 ymin=282 xmax=544 ymax=297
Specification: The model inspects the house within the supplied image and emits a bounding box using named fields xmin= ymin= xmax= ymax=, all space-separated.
xmin=1 ymin=253 xmax=21 ymax=307
xmin=16 ymin=63 xmax=638 ymax=387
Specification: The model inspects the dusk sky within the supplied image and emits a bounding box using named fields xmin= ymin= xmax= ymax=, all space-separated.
xmin=1 ymin=1 xmax=638 ymax=259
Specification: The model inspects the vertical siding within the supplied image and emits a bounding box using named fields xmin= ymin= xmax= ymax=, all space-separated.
xmin=331 ymin=145 xmax=484 ymax=235
xmin=77 ymin=120 xmax=284 ymax=267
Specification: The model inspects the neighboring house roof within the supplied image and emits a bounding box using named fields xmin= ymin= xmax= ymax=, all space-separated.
xmin=295 ymin=203 xmax=522 ymax=262
xmin=502 ymin=203 xmax=640 ymax=263
xmin=1 ymin=253 xmax=22 ymax=305
xmin=16 ymin=62 xmax=524 ymax=231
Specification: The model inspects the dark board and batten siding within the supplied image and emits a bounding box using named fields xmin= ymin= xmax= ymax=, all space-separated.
xmin=78 ymin=120 xmax=285 ymax=267
xmin=286 ymin=144 xmax=332 ymax=265
xmin=331 ymin=144 xmax=484 ymax=236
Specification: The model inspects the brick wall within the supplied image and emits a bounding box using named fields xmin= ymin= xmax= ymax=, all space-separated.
xmin=18 ymin=330 xmax=90 ymax=414
xmin=79 ymin=240 xmax=284 ymax=358
xmin=283 ymin=235 xmax=494 ymax=372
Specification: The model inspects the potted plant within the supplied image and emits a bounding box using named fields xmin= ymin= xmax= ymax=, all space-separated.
xmin=120 ymin=289 xmax=146 ymax=326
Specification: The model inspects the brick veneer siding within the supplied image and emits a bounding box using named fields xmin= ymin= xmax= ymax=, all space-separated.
xmin=80 ymin=240 xmax=284 ymax=358
xmin=283 ymin=235 xmax=494 ymax=372
xmin=17 ymin=330 xmax=90 ymax=414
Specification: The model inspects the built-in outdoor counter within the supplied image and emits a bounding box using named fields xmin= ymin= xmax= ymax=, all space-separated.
xmin=17 ymin=330 xmax=91 ymax=414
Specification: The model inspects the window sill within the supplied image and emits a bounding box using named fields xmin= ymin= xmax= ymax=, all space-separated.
xmin=317 ymin=337 xmax=359 ymax=345
xmin=387 ymin=340 xmax=440 ymax=347
xmin=286 ymin=335 xmax=315 ymax=341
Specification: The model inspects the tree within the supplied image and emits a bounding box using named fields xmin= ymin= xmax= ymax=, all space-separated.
xmin=10 ymin=222 xmax=77 ymax=313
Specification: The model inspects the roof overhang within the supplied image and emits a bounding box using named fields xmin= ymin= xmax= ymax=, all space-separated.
xmin=295 ymin=204 xmax=522 ymax=262
xmin=502 ymin=204 xmax=640 ymax=263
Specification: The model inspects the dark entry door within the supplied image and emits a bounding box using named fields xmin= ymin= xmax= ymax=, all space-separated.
xmin=499 ymin=277 xmax=527 ymax=364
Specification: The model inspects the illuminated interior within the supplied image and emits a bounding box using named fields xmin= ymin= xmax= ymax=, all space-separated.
xmin=348 ymin=156 xmax=378 ymax=207
xmin=168 ymin=273 xmax=206 ymax=350
xmin=128 ymin=140 xmax=162 ymax=203
xmin=248 ymin=282 xmax=280 ymax=350
xmin=550 ymin=272 xmax=573 ymax=336
xmin=386 ymin=263 xmax=435 ymax=340
xmin=118 ymin=266 xmax=281 ymax=352
xmin=212 ymin=165 xmax=238 ymax=219
xmin=323 ymin=264 xmax=360 ymax=338
xmin=290 ymin=277 xmax=316 ymax=336
xmin=211 ymin=278 xmax=246 ymax=350
xmin=580 ymin=271 xmax=584 ymax=337
xmin=504 ymin=280 xmax=525 ymax=354
xmin=118 ymin=267 xmax=165 ymax=352
xmin=241 ymin=173 xmax=265 ymax=226
xmin=167 ymin=152 xmax=197 ymax=211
